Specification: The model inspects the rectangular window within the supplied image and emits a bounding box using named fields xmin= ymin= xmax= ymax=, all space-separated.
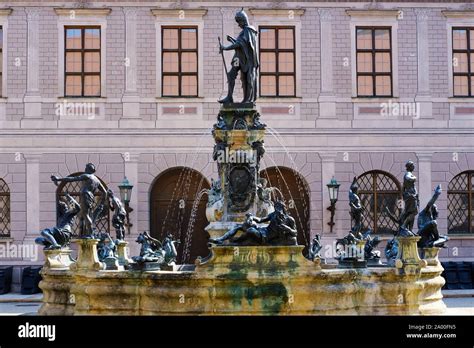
xmin=259 ymin=26 xmax=296 ymax=97
xmin=452 ymin=28 xmax=474 ymax=97
xmin=161 ymin=26 xmax=198 ymax=97
xmin=0 ymin=26 xmax=3 ymax=97
xmin=356 ymin=27 xmax=392 ymax=97
xmin=64 ymin=26 xmax=101 ymax=97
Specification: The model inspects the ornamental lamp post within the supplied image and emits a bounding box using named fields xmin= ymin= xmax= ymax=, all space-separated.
xmin=326 ymin=176 xmax=340 ymax=233
xmin=118 ymin=177 xmax=134 ymax=234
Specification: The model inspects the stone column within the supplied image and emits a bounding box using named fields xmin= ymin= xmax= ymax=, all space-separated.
xmin=414 ymin=9 xmax=435 ymax=125
xmin=317 ymin=9 xmax=337 ymax=127
xmin=122 ymin=152 xmax=139 ymax=237
xmin=121 ymin=8 xmax=141 ymax=126
xmin=23 ymin=153 xmax=41 ymax=244
xmin=416 ymin=152 xmax=433 ymax=208
xmin=23 ymin=8 xmax=42 ymax=120
xmin=320 ymin=152 xmax=337 ymax=234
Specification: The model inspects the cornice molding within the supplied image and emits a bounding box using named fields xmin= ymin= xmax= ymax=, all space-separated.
xmin=248 ymin=8 xmax=305 ymax=17
xmin=346 ymin=9 xmax=401 ymax=19
xmin=54 ymin=8 xmax=111 ymax=17
xmin=150 ymin=8 xmax=207 ymax=19
xmin=442 ymin=10 xmax=474 ymax=19
xmin=0 ymin=8 xmax=12 ymax=16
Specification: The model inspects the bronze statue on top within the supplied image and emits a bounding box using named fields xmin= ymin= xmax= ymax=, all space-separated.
xmin=218 ymin=9 xmax=259 ymax=104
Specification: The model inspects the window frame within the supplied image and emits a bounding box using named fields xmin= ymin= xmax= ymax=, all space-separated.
xmin=0 ymin=178 xmax=10 ymax=238
xmin=356 ymin=170 xmax=402 ymax=235
xmin=55 ymin=8 xmax=109 ymax=99
xmin=448 ymin=170 xmax=474 ymax=235
xmin=259 ymin=25 xmax=297 ymax=98
xmin=451 ymin=27 xmax=474 ymax=97
xmin=355 ymin=26 xmax=393 ymax=98
xmin=160 ymin=26 xmax=199 ymax=98
xmin=64 ymin=26 xmax=101 ymax=98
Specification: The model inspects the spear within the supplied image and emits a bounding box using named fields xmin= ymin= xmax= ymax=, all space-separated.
xmin=218 ymin=36 xmax=229 ymax=79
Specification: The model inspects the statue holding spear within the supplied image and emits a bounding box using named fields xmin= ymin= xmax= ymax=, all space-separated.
xmin=218 ymin=9 xmax=259 ymax=104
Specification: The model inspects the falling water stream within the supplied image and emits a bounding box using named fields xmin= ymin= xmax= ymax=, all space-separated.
xmin=158 ymin=124 xmax=314 ymax=260
xmin=159 ymin=128 xmax=212 ymax=239
xmin=181 ymin=187 xmax=208 ymax=263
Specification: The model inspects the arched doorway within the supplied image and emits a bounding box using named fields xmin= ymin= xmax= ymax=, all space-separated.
xmin=150 ymin=167 xmax=210 ymax=263
xmin=259 ymin=167 xmax=311 ymax=250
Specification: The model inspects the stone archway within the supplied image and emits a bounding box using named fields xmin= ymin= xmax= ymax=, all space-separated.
xmin=150 ymin=167 xmax=210 ymax=263
xmin=259 ymin=166 xmax=311 ymax=250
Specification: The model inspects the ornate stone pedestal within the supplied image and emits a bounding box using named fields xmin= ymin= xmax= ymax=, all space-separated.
xmin=196 ymin=245 xmax=318 ymax=273
xmin=43 ymin=248 xmax=75 ymax=270
xmin=103 ymin=257 xmax=121 ymax=270
xmin=395 ymin=236 xmax=427 ymax=275
xmin=117 ymin=241 xmax=133 ymax=268
xmin=421 ymin=247 xmax=441 ymax=267
xmin=211 ymin=103 xmax=266 ymax=227
xmin=70 ymin=239 xmax=105 ymax=272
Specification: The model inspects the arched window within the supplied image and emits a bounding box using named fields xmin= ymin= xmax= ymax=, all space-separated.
xmin=448 ymin=171 xmax=474 ymax=234
xmin=357 ymin=170 xmax=402 ymax=234
xmin=0 ymin=179 xmax=10 ymax=237
xmin=56 ymin=172 xmax=110 ymax=236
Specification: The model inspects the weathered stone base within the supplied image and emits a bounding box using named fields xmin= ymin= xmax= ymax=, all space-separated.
xmin=39 ymin=244 xmax=446 ymax=316
xmin=43 ymin=248 xmax=75 ymax=270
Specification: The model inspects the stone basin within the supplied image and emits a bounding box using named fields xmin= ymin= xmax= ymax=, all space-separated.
xmin=39 ymin=242 xmax=446 ymax=316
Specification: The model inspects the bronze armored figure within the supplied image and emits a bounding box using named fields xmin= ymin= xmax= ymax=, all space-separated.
xmin=218 ymin=9 xmax=259 ymax=104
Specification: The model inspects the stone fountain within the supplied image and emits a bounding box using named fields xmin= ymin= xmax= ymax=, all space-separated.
xmin=38 ymin=9 xmax=446 ymax=316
